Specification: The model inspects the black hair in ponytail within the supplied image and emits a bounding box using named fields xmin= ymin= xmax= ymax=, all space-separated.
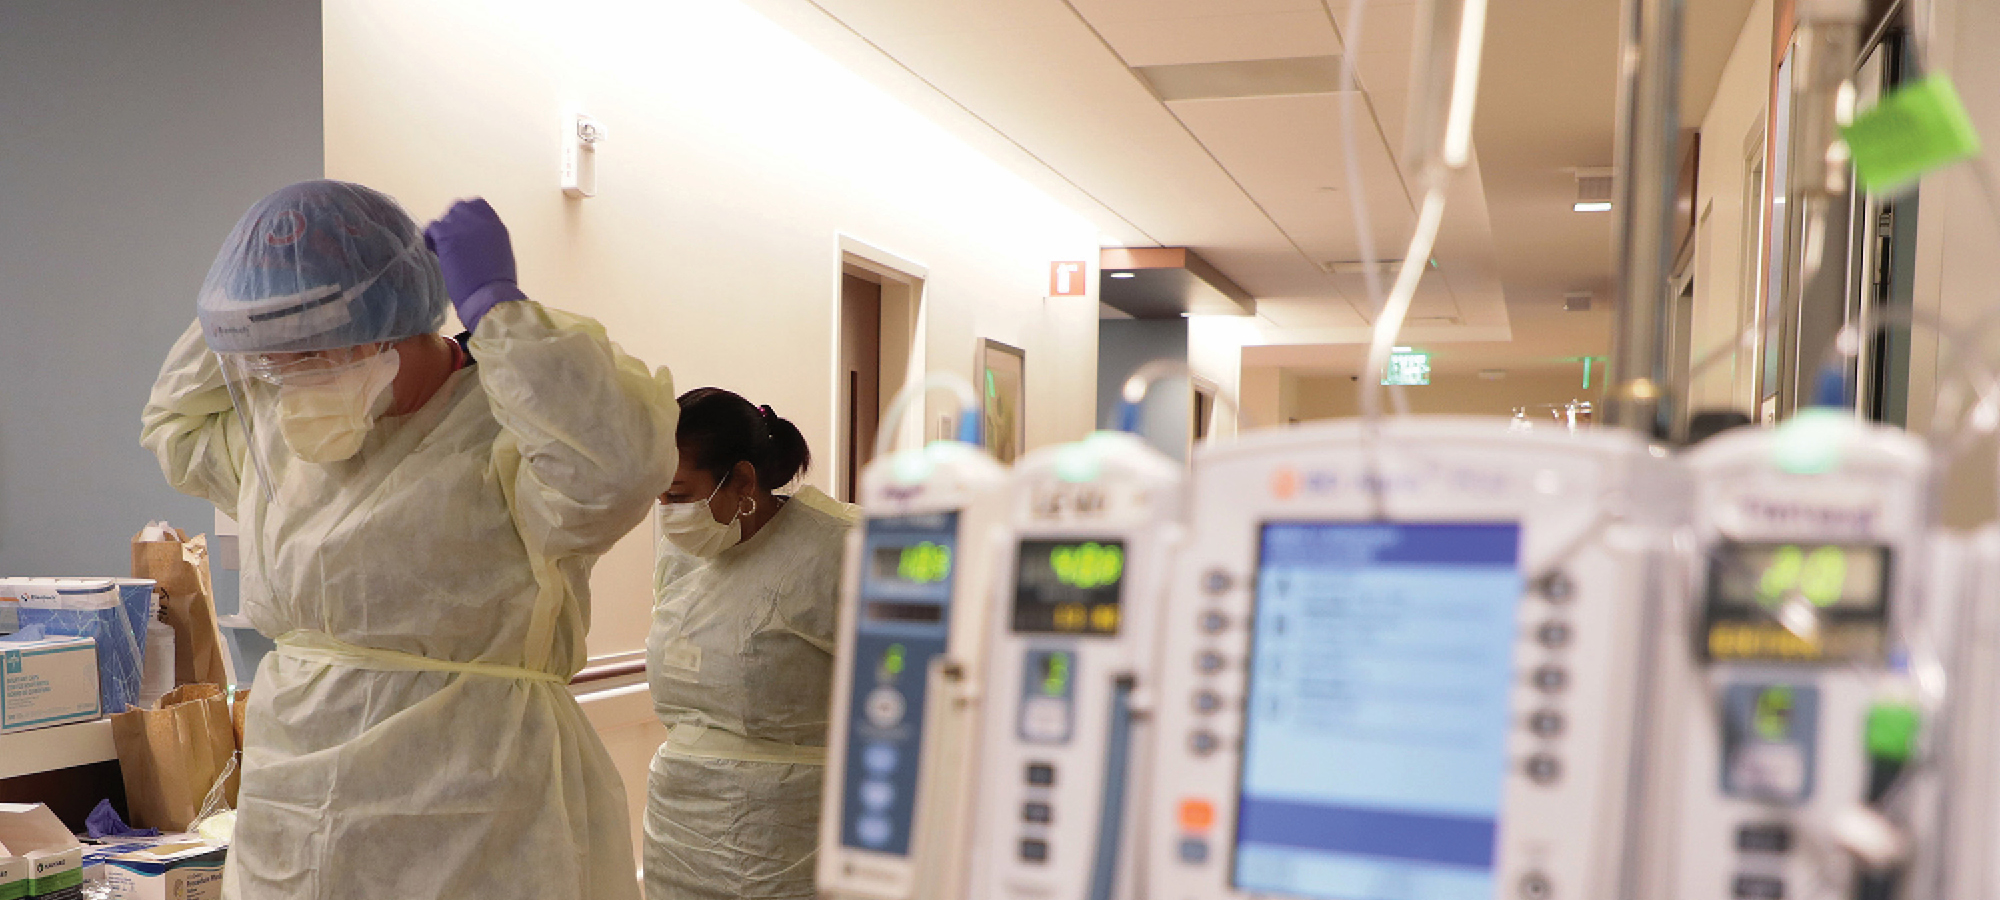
xmin=675 ymin=387 xmax=812 ymax=492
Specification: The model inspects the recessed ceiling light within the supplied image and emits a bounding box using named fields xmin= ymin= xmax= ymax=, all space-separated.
xmin=1393 ymin=346 xmax=1412 ymax=352
xmin=1109 ymin=272 xmax=1137 ymax=279
xmin=1573 ymin=201 xmax=1613 ymax=212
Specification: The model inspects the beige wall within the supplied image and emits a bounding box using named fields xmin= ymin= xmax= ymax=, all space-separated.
xmin=1189 ymin=316 xmax=1252 ymax=440
xmin=1909 ymin=0 xmax=2000 ymax=525
xmin=323 ymin=0 xmax=1104 ymax=656
xmin=1689 ymin=0 xmax=1774 ymax=414
xmin=1284 ymin=367 xmax=1594 ymax=421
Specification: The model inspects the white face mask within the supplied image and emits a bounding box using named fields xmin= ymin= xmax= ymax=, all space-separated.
xmin=657 ymin=471 xmax=743 ymax=558
xmin=275 ymin=350 xmax=400 ymax=463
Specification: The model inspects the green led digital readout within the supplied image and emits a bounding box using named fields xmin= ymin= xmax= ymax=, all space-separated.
xmin=1014 ymin=539 xmax=1126 ymax=636
xmin=1753 ymin=686 xmax=1796 ymax=741
xmin=1049 ymin=542 xmax=1124 ymax=590
xmin=881 ymin=643 xmax=906 ymax=678
xmin=1705 ymin=542 xmax=1890 ymax=663
xmin=1754 ymin=545 xmax=1850 ymax=608
xmin=1042 ymin=652 xmax=1071 ymax=697
xmin=897 ymin=542 xmax=953 ymax=585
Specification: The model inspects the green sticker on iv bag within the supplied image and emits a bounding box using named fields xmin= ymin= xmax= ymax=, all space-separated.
xmin=1843 ymin=75 xmax=1981 ymax=194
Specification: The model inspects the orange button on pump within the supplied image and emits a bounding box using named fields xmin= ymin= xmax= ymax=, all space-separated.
xmin=1179 ymin=798 xmax=1215 ymax=833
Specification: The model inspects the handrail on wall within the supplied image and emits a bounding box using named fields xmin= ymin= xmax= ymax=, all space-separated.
xmin=570 ymin=658 xmax=646 ymax=686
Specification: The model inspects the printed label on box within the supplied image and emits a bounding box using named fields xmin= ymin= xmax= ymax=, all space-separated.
xmin=0 ymin=640 xmax=100 ymax=732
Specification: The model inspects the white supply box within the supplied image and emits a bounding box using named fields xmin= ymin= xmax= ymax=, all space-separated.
xmin=94 ymin=842 xmax=226 ymax=900
xmin=0 ymin=803 xmax=86 ymax=900
xmin=0 ymin=857 xmax=20 ymax=900
xmin=1 ymin=637 xmax=100 ymax=734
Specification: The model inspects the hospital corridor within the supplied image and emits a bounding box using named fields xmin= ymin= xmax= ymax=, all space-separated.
xmin=6 ymin=0 xmax=2000 ymax=899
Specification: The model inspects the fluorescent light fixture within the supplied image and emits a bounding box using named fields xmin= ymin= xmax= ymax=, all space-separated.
xmin=1573 ymin=201 xmax=1613 ymax=212
xmin=1393 ymin=346 xmax=1412 ymax=352
xmin=1109 ymin=272 xmax=1136 ymax=279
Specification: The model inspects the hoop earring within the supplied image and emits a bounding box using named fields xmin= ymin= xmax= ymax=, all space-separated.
xmin=740 ymin=495 xmax=758 ymax=518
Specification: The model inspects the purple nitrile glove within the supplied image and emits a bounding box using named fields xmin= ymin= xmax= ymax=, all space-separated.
xmin=423 ymin=198 xmax=528 ymax=332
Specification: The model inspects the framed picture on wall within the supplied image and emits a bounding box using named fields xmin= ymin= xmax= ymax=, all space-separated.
xmin=978 ymin=339 xmax=1026 ymax=464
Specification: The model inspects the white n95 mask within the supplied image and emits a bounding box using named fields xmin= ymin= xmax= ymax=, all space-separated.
xmin=657 ymin=471 xmax=743 ymax=558
xmin=275 ymin=350 xmax=400 ymax=463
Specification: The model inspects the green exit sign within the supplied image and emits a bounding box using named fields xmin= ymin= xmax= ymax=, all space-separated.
xmin=1383 ymin=350 xmax=1430 ymax=386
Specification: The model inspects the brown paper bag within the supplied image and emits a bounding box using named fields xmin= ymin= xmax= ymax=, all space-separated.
xmin=110 ymin=683 xmax=241 ymax=831
xmin=130 ymin=528 xmax=233 ymax=687
xmin=231 ymin=688 xmax=250 ymax=751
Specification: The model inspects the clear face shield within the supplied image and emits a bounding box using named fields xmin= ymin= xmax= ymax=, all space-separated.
xmin=219 ymin=340 xmax=403 ymax=500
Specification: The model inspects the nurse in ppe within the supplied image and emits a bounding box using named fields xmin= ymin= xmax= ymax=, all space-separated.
xmin=141 ymin=181 xmax=675 ymax=900
xmin=645 ymin=388 xmax=857 ymax=900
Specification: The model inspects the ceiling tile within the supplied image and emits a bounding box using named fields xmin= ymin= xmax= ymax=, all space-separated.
xmin=1069 ymin=0 xmax=1325 ymax=26
xmin=1164 ymin=93 xmax=1418 ymax=263
xmin=1328 ymin=2 xmax=1421 ymax=55
xmin=1092 ymin=10 xmax=1340 ymax=67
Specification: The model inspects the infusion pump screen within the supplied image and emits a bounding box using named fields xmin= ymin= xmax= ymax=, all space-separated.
xmin=1703 ymin=542 xmax=1891 ymax=663
xmin=1234 ymin=522 xmax=1523 ymax=900
xmin=1013 ymin=539 xmax=1125 ymax=635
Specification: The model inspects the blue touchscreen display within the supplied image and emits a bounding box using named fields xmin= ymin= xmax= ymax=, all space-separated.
xmin=1233 ymin=522 xmax=1523 ymax=900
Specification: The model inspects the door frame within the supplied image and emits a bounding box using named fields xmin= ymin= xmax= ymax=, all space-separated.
xmin=833 ymin=235 xmax=927 ymax=490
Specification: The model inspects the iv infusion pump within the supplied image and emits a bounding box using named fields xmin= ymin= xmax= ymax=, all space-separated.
xmin=1643 ymin=417 xmax=1950 ymax=900
xmin=966 ymin=431 xmax=1185 ymax=900
xmin=820 ymin=439 xmax=1009 ymax=900
xmin=1142 ymin=417 xmax=1685 ymax=900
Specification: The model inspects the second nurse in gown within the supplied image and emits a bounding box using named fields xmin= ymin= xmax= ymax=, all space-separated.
xmin=643 ymin=387 xmax=858 ymax=900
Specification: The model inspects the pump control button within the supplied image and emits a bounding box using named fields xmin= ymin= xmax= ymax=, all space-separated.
xmin=1203 ymin=569 xmax=1234 ymax=595
xmin=1179 ymin=839 xmax=1210 ymax=864
xmin=1190 ymin=731 xmax=1221 ymax=756
xmin=1736 ymin=824 xmax=1793 ymax=853
xmin=1535 ymin=572 xmax=1575 ymax=603
xmin=1025 ymin=763 xmax=1057 ymax=786
xmin=1525 ymin=754 xmax=1561 ymax=784
xmin=1199 ymin=612 xmax=1230 ymax=633
xmin=1732 ymin=875 xmax=1785 ymax=899
xmin=1536 ymin=621 xmax=1573 ymax=649
xmin=1022 ymin=802 xmax=1052 ymax=824
xmin=1528 ymin=710 xmax=1565 ymax=737
xmin=1020 ymin=839 xmax=1049 ymax=863
xmin=865 ymin=688 xmax=907 ymax=729
xmin=1178 ymin=799 xmax=1215 ymax=832
xmin=1531 ymin=665 xmax=1568 ymax=693
xmin=1196 ymin=652 xmax=1228 ymax=674
xmin=1519 ymin=871 xmax=1553 ymax=900
xmin=1193 ymin=691 xmax=1224 ymax=714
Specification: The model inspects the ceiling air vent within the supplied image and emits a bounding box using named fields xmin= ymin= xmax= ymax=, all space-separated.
xmin=1573 ymin=167 xmax=1614 ymax=212
xmin=1133 ymin=56 xmax=1349 ymax=102
xmin=1564 ymin=292 xmax=1593 ymax=311
xmin=1321 ymin=259 xmax=1403 ymax=277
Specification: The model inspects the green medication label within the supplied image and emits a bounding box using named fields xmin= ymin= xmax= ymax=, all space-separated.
xmin=1844 ymin=75 xmax=1981 ymax=194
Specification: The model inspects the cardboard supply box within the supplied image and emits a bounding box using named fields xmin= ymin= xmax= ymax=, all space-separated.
xmin=0 ymin=637 xmax=100 ymax=734
xmin=93 ymin=841 xmax=225 ymax=900
xmin=0 ymin=804 xmax=85 ymax=900
xmin=0 ymin=857 xmax=23 ymax=900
